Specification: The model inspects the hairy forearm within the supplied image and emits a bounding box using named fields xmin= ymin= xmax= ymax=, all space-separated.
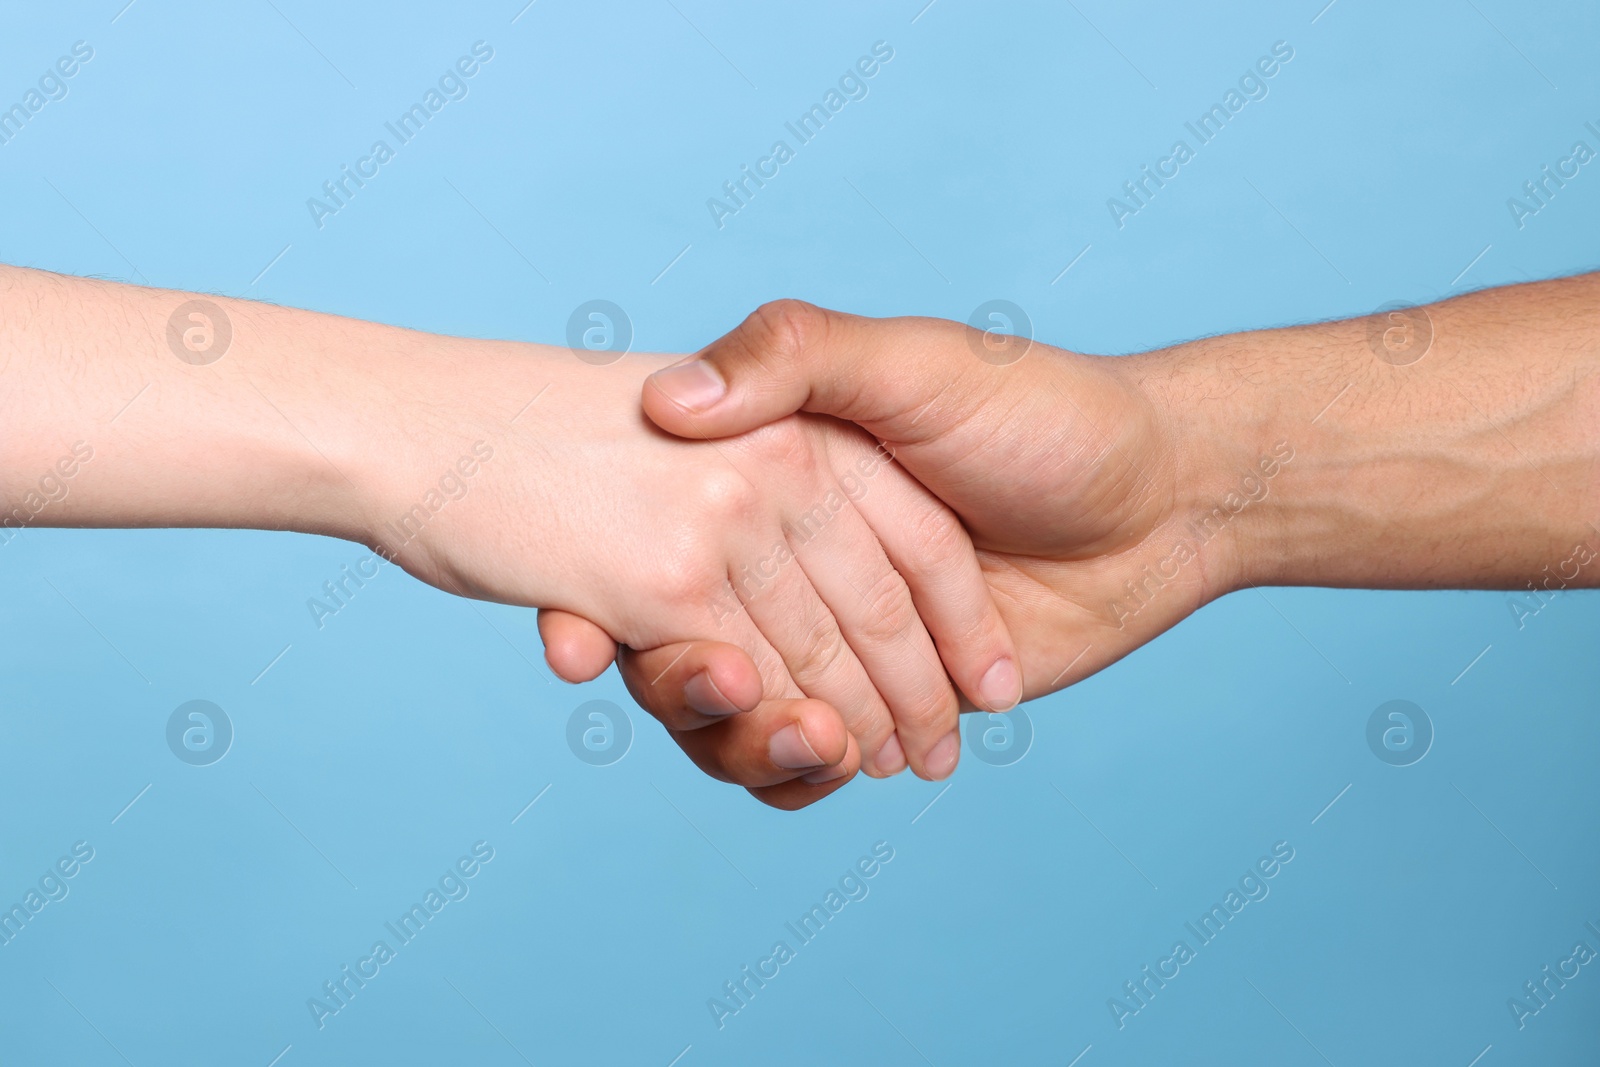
xmin=0 ymin=266 xmax=529 ymax=545
xmin=1139 ymin=273 xmax=1600 ymax=593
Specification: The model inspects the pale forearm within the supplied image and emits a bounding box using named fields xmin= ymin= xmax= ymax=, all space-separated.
xmin=1142 ymin=274 xmax=1600 ymax=593
xmin=0 ymin=267 xmax=535 ymax=546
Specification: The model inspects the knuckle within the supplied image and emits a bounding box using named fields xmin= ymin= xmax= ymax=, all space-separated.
xmin=894 ymin=506 xmax=1002 ymax=646
xmin=652 ymin=548 xmax=717 ymax=609
xmin=654 ymin=702 xmax=699 ymax=733
xmin=690 ymin=466 xmax=762 ymax=527
xmin=855 ymin=570 xmax=921 ymax=645
xmin=896 ymin=691 xmax=958 ymax=735
xmin=903 ymin=504 xmax=971 ymax=574
xmin=856 ymin=572 xmax=961 ymax=732
xmin=741 ymin=299 xmax=827 ymax=370
xmin=754 ymin=651 xmax=797 ymax=697
xmin=622 ymin=654 xmax=689 ymax=724
xmin=788 ymin=615 xmax=852 ymax=684
xmin=853 ymin=720 xmax=896 ymax=763
xmin=925 ymin=313 xmax=976 ymax=348
xmin=885 ymin=679 xmax=958 ymax=737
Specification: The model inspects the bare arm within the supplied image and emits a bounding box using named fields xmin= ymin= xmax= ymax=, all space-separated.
xmin=2 ymin=265 xmax=1024 ymax=795
xmin=1147 ymin=273 xmax=1600 ymax=594
xmin=0 ymin=266 xmax=378 ymax=540
xmin=547 ymin=275 xmax=1600 ymax=807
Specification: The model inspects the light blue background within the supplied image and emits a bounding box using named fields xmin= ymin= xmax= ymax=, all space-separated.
xmin=1 ymin=1 xmax=1597 ymax=1063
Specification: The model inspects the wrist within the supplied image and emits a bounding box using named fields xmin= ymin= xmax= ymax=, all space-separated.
xmin=203 ymin=299 xmax=404 ymax=546
xmin=1127 ymin=332 xmax=1302 ymax=599
xmin=140 ymin=297 xmax=537 ymax=554
xmin=1136 ymin=280 xmax=1600 ymax=594
xmin=334 ymin=331 xmax=555 ymax=560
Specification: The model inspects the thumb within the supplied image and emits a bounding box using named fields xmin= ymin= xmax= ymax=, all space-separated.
xmin=536 ymin=609 xmax=618 ymax=683
xmin=643 ymin=300 xmax=997 ymax=443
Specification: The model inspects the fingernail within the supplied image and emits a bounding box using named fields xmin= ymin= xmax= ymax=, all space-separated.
xmin=874 ymin=733 xmax=907 ymax=776
xmin=924 ymin=729 xmax=960 ymax=780
xmin=979 ymin=657 xmax=1021 ymax=712
xmin=650 ymin=359 xmax=725 ymax=412
xmin=802 ymin=764 xmax=851 ymax=785
xmin=684 ymin=671 xmax=739 ymax=717
xmin=769 ymin=723 xmax=826 ymax=770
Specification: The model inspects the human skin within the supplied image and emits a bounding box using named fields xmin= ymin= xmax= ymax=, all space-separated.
xmin=542 ymin=273 xmax=1600 ymax=805
xmin=0 ymin=266 xmax=1024 ymax=803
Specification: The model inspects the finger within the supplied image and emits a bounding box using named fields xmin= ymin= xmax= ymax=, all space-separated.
xmin=619 ymin=641 xmax=860 ymax=804
xmin=839 ymin=440 xmax=1022 ymax=714
xmin=731 ymin=537 xmax=908 ymax=778
xmin=617 ymin=637 xmax=765 ymax=731
xmin=785 ymin=490 xmax=962 ymax=780
xmin=537 ymin=609 xmax=619 ymax=683
xmin=746 ymin=730 xmax=859 ymax=810
xmin=642 ymin=300 xmax=994 ymax=442
xmin=670 ymin=698 xmax=853 ymax=788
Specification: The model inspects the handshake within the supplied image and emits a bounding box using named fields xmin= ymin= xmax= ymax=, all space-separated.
xmin=530 ymin=298 xmax=1225 ymax=807
xmin=7 ymin=267 xmax=1597 ymax=809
